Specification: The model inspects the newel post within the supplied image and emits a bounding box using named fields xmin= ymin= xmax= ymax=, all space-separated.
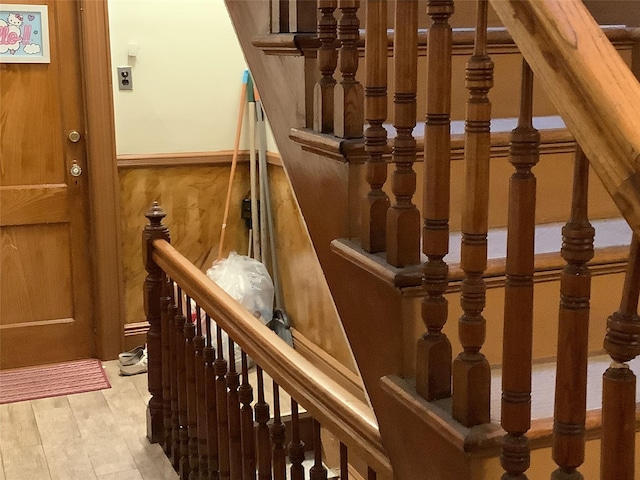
xmin=143 ymin=202 xmax=170 ymax=443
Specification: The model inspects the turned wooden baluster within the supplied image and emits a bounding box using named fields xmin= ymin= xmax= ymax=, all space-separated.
xmin=227 ymin=338 xmax=242 ymax=479
xmin=340 ymin=442 xmax=348 ymax=480
xmin=183 ymin=297 xmax=199 ymax=480
xmin=255 ymin=366 xmax=272 ymax=480
xmin=161 ymin=276 xmax=173 ymax=453
xmin=309 ymin=419 xmax=328 ymax=480
xmin=313 ymin=0 xmax=338 ymax=133
xmin=288 ymin=400 xmax=305 ymax=480
xmin=270 ymin=383 xmax=287 ymax=480
xmin=175 ymin=288 xmax=190 ymax=477
xmin=239 ymin=352 xmax=256 ymax=480
xmin=334 ymin=0 xmax=363 ymax=138
xmin=551 ymin=147 xmax=594 ymax=480
xmin=387 ymin=0 xmax=420 ymax=267
xmin=601 ymin=236 xmax=640 ymax=480
xmin=143 ymin=202 xmax=169 ymax=444
xmin=204 ymin=314 xmax=219 ymax=478
xmin=271 ymin=0 xmax=288 ymax=33
xmin=452 ymin=0 xmax=494 ymax=427
xmin=416 ymin=0 xmax=454 ymax=401
xmin=362 ymin=0 xmax=389 ymax=253
xmin=500 ymin=61 xmax=539 ymax=480
xmin=168 ymin=281 xmax=181 ymax=467
xmin=193 ymin=305 xmax=208 ymax=479
xmin=215 ymin=325 xmax=231 ymax=480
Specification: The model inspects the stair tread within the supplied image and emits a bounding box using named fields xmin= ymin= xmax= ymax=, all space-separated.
xmin=447 ymin=217 xmax=631 ymax=264
xmin=382 ymin=353 xmax=640 ymax=455
xmin=290 ymin=115 xmax=575 ymax=164
xmin=332 ymin=218 xmax=631 ymax=289
xmin=487 ymin=354 xmax=640 ymax=425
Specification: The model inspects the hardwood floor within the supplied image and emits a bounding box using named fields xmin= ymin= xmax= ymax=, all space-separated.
xmin=0 ymin=360 xmax=178 ymax=480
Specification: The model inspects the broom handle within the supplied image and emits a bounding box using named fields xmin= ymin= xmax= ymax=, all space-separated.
xmin=217 ymin=75 xmax=248 ymax=261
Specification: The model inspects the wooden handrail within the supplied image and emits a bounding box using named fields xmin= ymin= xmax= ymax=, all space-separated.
xmin=151 ymin=238 xmax=393 ymax=477
xmin=490 ymin=0 xmax=640 ymax=236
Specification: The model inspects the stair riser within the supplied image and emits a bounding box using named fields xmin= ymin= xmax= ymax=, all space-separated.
xmin=349 ymin=148 xmax=621 ymax=239
xmin=400 ymin=270 xmax=625 ymax=375
xmin=311 ymin=39 xmax=634 ymax=127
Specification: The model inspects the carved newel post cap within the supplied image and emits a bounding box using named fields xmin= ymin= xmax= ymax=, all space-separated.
xmin=145 ymin=201 xmax=167 ymax=225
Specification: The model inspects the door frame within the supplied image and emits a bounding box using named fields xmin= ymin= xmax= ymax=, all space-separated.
xmin=78 ymin=0 xmax=124 ymax=360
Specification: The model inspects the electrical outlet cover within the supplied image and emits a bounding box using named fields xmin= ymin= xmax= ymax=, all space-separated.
xmin=117 ymin=66 xmax=133 ymax=90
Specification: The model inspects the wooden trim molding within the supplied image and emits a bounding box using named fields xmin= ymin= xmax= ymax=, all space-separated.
xmin=78 ymin=0 xmax=125 ymax=360
xmin=117 ymin=150 xmax=283 ymax=169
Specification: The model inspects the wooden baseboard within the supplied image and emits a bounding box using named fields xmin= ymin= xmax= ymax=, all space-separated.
xmin=123 ymin=321 xmax=149 ymax=353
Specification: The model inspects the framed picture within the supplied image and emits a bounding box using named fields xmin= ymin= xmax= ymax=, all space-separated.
xmin=0 ymin=4 xmax=50 ymax=63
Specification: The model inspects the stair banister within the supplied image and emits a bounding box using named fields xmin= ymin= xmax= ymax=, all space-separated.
xmin=149 ymin=237 xmax=393 ymax=477
xmin=490 ymin=0 xmax=640 ymax=236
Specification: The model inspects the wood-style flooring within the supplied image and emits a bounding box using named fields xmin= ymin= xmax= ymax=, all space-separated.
xmin=0 ymin=360 xmax=178 ymax=480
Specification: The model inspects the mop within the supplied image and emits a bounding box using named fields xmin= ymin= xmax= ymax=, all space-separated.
xmin=255 ymin=91 xmax=294 ymax=347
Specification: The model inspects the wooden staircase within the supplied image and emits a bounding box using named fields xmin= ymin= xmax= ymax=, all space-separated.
xmin=225 ymin=0 xmax=640 ymax=478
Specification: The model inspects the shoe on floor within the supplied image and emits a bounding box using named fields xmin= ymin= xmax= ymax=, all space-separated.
xmin=119 ymin=349 xmax=147 ymax=376
xmin=119 ymin=344 xmax=146 ymax=366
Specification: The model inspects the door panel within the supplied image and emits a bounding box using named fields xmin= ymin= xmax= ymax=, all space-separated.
xmin=0 ymin=0 xmax=94 ymax=368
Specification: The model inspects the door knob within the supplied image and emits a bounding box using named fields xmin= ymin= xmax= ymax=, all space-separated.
xmin=70 ymin=161 xmax=82 ymax=177
xmin=68 ymin=130 xmax=81 ymax=143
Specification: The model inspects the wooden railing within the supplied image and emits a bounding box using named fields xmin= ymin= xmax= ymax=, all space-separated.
xmin=303 ymin=0 xmax=640 ymax=479
xmin=142 ymin=202 xmax=393 ymax=480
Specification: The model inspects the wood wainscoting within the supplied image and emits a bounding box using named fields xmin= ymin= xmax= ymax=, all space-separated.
xmin=118 ymin=152 xmax=358 ymax=379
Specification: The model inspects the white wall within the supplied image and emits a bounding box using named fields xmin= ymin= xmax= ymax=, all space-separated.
xmin=108 ymin=0 xmax=277 ymax=155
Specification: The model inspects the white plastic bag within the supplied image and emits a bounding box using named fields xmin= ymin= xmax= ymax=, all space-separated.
xmin=206 ymin=251 xmax=274 ymax=324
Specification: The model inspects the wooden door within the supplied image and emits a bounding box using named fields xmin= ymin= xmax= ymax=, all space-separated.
xmin=0 ymin=0 xmax=94 ymax=368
